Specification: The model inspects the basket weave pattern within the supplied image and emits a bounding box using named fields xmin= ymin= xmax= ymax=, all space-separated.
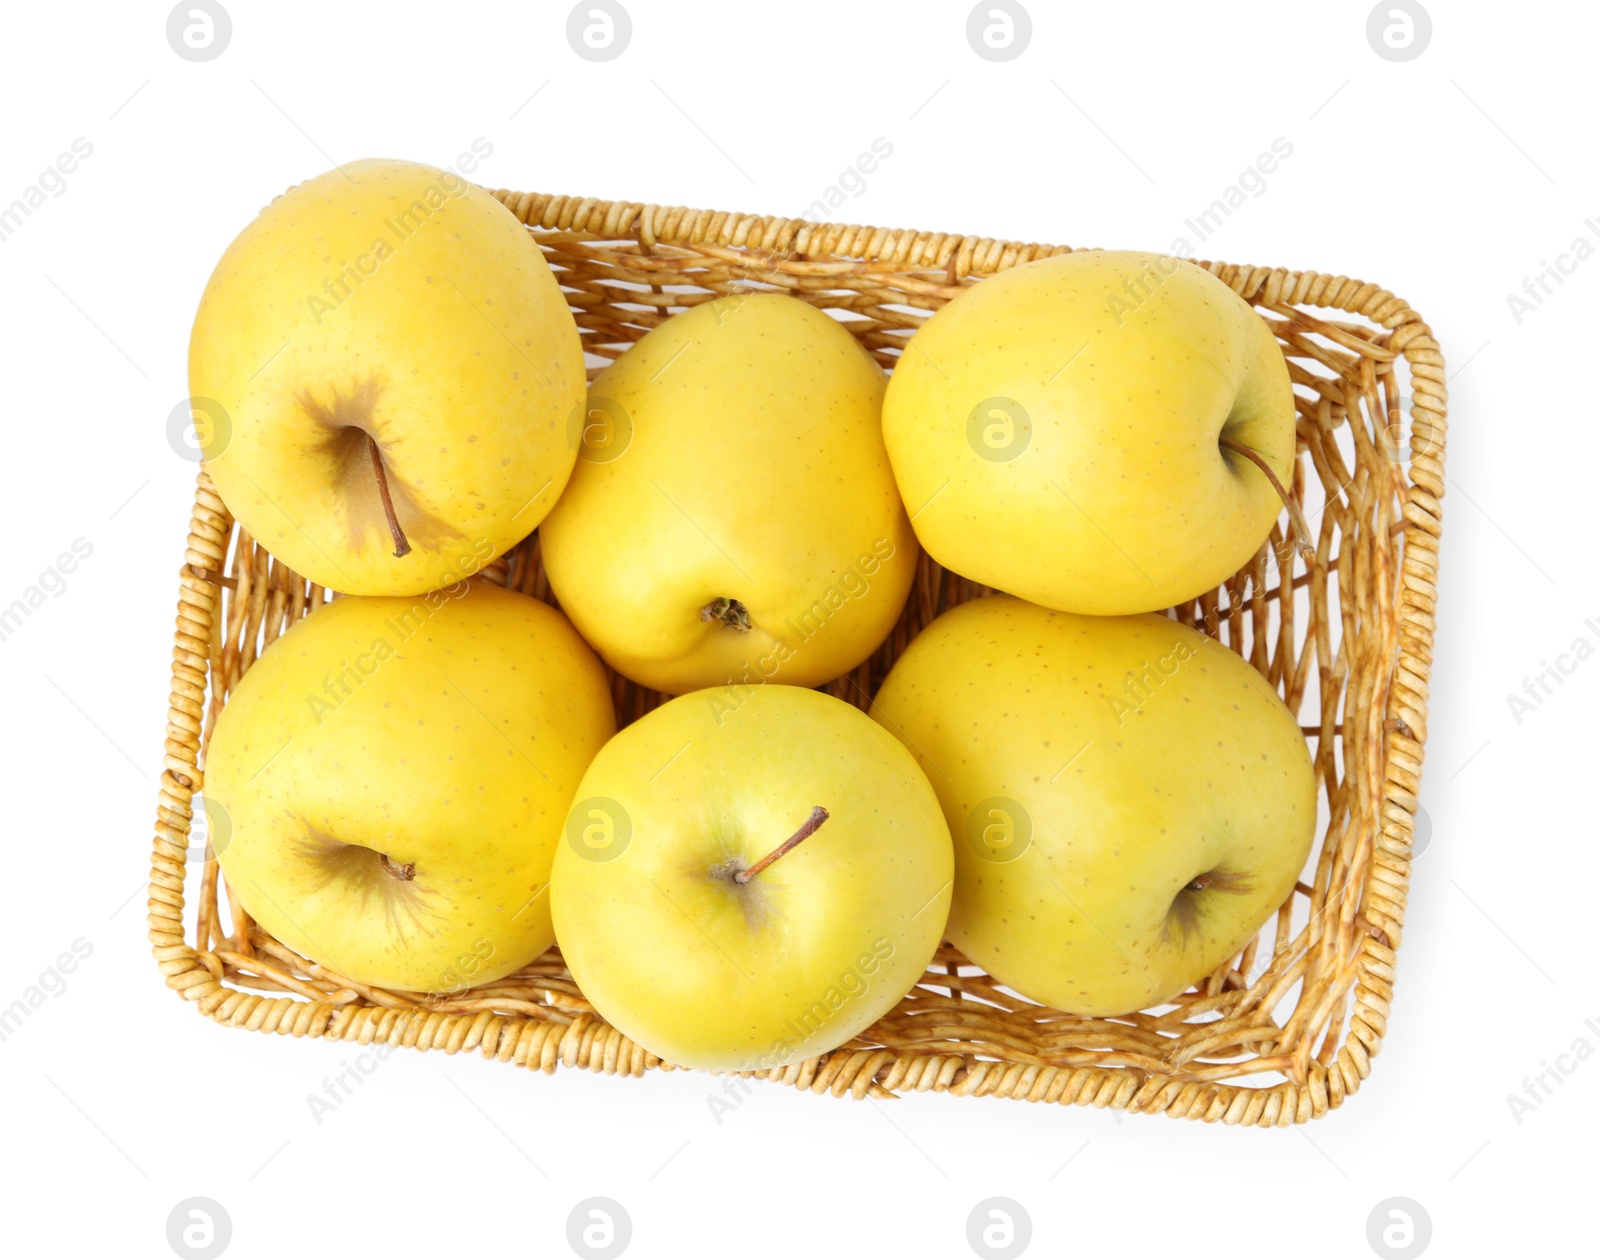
xmin=148 ymin=189 xmax=1446 ymax=1125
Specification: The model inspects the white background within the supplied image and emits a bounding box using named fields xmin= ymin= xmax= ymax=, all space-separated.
xmin=0 ymin=2 xmax=1589 ymax=1257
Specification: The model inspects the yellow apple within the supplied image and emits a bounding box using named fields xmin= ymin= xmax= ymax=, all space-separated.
xmin=202 ymin=581 xmax=614 ymax=993
xmin=190 ymin=158 xmax=585 ymax=596
xmin=883 ymin=250 xmax=1297 ymax=615
xmin=539 ymin=293 xmax=917 ymax=694
xmin=870 ymin=595 xmax=1315 ymax=1017
xmin=550 ymin=684 xmax=952 ymax=1071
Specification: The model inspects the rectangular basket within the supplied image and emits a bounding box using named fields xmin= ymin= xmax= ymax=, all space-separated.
xmin=147 ymin=187 xmax=1446 ymax=1126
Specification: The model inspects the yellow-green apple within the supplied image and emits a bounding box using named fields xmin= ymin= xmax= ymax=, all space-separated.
xmin=870 ymin=594 xmax=1315 ymax=1017
xmin=539 ymin=293 xmax=917 ymax=695
xmin=550 ymin=684 xmax=952 ymax=1071
xmin=190 ymin=158 xmax=585 ymax=596
xmin=201 ymin=581 xmax=614 ymax=993
xmin=882 ymin=249 xmax=1298 ymax=615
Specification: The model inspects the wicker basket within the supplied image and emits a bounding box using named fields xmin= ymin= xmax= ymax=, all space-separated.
xmin=148 ymin=187 xmax=1446 ymax=1126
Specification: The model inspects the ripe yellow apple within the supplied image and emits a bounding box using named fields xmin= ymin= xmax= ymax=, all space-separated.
xmin=190 ymin=158 xmax=585 ymax=596
xmin=202 ymin=581 xmax=614 ymax=993
xmin=550 ymin=685 xmax=952 ymax=1071
xmin=540 ymin=293 xmax=917 ymax=695
xmin=883 ymin=250 xmax=1296 ymax=615
xmin=870 ymin=595 xmax=1315 ymax=1017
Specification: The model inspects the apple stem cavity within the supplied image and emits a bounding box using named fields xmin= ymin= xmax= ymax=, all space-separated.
xmin=380 ymin=853 xmax=416 ymax=882
xmin=700 ymin=597 xmax=751 ymax=632
xmin=734 ymin=806 xmax=829 ymax=884
xmin=367 ymin=434 xmax=413 ymax=559
xmin=1217 ymin=434 xmax=1316 ymax=564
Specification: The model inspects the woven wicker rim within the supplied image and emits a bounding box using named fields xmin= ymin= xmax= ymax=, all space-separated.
xmin=148 ymin=188 xmax=1445 ymax=1126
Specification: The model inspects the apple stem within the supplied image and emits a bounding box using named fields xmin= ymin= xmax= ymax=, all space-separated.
xmin=367 ymin=434 xmax=413 ymax=558
xmin=380 ymin=854 xmax=416 ymax=882
xmin=1187 ymin=873 xmax=1213 ymax=891
xmin=701 ymin=597 xmax=751 ymax=632
xmin=734 ymin=806 xmax=829 ymax=884
xmin=1218 ymin=434 xmax=1315 ymax=564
